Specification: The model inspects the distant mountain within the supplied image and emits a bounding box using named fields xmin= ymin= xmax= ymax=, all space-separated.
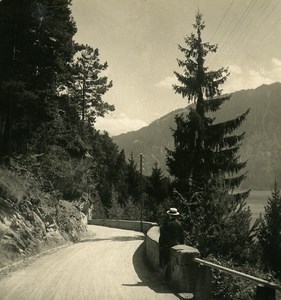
xmin=113 ymin=82 xmax=281 ymax=190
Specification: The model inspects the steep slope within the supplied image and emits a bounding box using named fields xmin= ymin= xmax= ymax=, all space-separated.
xmin=0 ymin=168 xmax=88 ymax=270
xmin=113 ymin=82 xmax=281 ymax=190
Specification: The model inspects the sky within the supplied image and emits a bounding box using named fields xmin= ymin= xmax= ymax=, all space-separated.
xmin=71 ymin=0 xmax=281 ymax=136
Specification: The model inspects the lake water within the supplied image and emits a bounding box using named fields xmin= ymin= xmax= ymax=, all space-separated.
xmin=246 ymin=190 xmax=270 ymax=221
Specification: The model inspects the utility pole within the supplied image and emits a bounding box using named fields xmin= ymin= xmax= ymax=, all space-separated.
xmin=140 ymin=153 xmax=144 ymax=232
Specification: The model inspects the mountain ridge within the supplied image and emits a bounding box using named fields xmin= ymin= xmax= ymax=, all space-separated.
xmin=113 ymin=82 xmax=281 ymax=190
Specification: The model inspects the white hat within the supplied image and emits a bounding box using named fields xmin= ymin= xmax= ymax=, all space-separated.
xmin=167 ymin=207 xmax=180 ymax=216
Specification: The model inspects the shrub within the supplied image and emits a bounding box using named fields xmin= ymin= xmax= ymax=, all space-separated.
xmin=209 ymin=256 xmax=274 ymax=300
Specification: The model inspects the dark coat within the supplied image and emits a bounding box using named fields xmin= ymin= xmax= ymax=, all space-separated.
xmin=159 ymin=218 xmax=184 ymax=248
xmin=159 ymin=217 xmax=184 ymax=270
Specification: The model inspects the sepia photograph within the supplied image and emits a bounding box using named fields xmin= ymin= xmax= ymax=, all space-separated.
xmin=0 ymin=0 xmax=281 ymax=299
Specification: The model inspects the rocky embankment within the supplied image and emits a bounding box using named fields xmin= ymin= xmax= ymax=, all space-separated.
xmin=0 ymin=193 xmax=89 ymax=270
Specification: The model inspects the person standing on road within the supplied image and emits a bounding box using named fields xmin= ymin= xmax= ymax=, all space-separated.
xmin=159 ymin=207 xmax=184 ymax=280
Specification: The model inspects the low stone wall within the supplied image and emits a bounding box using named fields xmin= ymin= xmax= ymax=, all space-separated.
xmin=145 ymin=226 xmax=160 ymax=269
xmin=88 ymin=219 xmax=157 ymax=234
xmin=145 ymin=225 xmax=211 ymax=298
xmin=170 ymin=244 xmax=200 ymax=293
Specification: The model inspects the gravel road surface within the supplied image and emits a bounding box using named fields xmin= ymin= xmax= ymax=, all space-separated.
xmin=0 ymin=225 xmax=187 ymax=300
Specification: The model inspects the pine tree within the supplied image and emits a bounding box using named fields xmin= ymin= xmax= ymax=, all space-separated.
xmin=69 ymin=44 xmax=114 ymax=123
xmin=258 ymin=181 xmax=281 ymax=275
xmin=166 ymin=13 xmax=252 ymax=260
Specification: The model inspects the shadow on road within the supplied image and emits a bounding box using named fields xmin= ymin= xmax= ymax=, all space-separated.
xmin=111 ymin=235 xmax=144 ymax=242
xmin=127 ymin=242 xmax=190 ymax=299
xmin=79 ymin=235 xmax=144 ymax=243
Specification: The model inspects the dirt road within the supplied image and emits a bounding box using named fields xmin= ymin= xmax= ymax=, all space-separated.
xmin=0 ymin=225 xmax=186 ymax=300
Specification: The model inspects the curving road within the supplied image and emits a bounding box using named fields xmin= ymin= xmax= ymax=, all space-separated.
xmin=0 ymin=225 xmax=188 ymax=300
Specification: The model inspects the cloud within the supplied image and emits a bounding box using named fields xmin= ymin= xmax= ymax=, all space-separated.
xmin=223 ymin=60 xmax=281 ymax=93
xmin=155 ymin=60 xmax=281 ymax=95
xmin=272 ymin=58 xmax=281 ymax=67
xmin=228 ymin=65 xmax=242 ymax=74
xmin=94 ymin=114 xmax=148 ymax=136
xmin=155 ymin=76 xmax=177 ymax=88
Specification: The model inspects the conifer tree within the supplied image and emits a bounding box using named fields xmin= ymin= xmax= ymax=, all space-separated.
xmin=147 ymin=163 xmax=171 ymax=221
xmin=115 ymin=150 xmax=129 ymax=204
xmin=0 ymin=0 xmax=77 ymax=160
xmin=69 ymin=45 xmax=114 ymax=123
xmin=148 ymin=163 xmax=168 ymax=203
xmin=166 ymin=13 xmax=252 ymax=259
xmin=167 ymin=12 xmax=249 ymax=201
xmin=126 ymin=153 xmax=140 ymax=202
xmin=258 ymin=181 xmax=281 ymax=275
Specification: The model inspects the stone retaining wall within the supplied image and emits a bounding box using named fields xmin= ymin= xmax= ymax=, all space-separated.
xmin=88 ymin=219 xmax=157 ymax=234
xmin=146 ymin=225 xmax=211 ymax=298
xmin=145 ymin=226 xmax=160 ymax=269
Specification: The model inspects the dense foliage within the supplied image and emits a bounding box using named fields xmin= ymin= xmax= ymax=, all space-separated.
xmin=258 ymin=181 xmax=281 ymax=277
xmin=0 ymin=0 xmax=77 ymax=161
xmin=208 ymin=256 xmax=273 ymax=300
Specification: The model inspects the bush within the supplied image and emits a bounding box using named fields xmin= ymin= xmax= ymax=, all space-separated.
xmin=209 ymin=256 xmax=274 ymax=300
xmin=175 ymin=179 xmax=259 ymax=264
xmin=0 ymin=167 xmax=38 ymax=204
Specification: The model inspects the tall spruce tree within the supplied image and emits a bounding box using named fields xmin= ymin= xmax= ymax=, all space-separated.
xmin=166 ymin=13 xmax=253 ymax=259
xmin=167 ymin=12 xmax=249 ymax=200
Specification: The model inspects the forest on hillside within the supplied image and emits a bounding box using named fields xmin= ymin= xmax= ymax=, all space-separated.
xmin=1 ymin=2 xmax=281 ymax=299
xmin=0 ymin=0 xmax=169 ymax=222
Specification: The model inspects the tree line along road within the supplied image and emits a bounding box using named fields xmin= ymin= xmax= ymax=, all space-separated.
xmin=0 ymin=225 xmax=188 ymax=300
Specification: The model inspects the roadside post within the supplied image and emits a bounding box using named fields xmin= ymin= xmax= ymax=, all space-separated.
xmin=140 ymin=153 xmax=144 ymax=232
